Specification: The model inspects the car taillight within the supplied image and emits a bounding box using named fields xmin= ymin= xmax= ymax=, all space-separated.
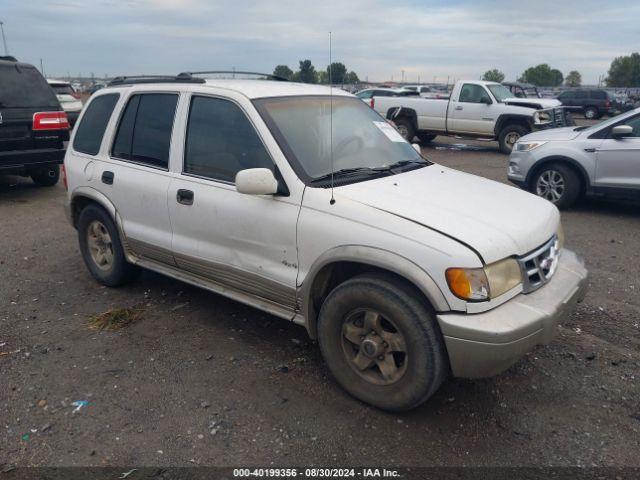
xmin=61 ymin=164 xmax=68 ymax=191
xmin=370 ymin=98 xmax=375 ymax=109
xmin=33 ymin=111 xmax=70 ymax=131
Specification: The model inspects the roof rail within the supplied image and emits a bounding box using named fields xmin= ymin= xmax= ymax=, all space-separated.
xmin=107 ymin=73 xmax=206 ymax=86
xmin=0 ymin=55 xmax=18 ymax=62
xmin=180 ymin=70 xmax=289 ymax=82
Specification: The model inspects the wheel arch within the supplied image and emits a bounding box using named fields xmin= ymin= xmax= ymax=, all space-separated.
xmin=494 ymin=114 xmax=533 ymax=136
xmin=69 ymin=187 xmax=118 ymax=229
xmin=385 ymin=107 xmax=418 ymax=131
xmin=526 ymin=156 xmax=591 ymax=194
xmin=298 ymin=246 xmax=450 ymax=339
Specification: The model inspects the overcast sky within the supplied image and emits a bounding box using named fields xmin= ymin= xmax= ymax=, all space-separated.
xmin=2 ymin=0 xmax=638 ymax=84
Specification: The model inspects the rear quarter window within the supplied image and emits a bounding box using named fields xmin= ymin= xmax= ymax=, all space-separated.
xmin=73 ymin=93 xmax=120 ymax=155
xmin=0 ymin=63 xmax=59 ymax=108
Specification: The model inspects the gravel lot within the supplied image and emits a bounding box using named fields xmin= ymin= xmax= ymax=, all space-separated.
xmin=1 ymin=123 xmax=639 ymax=469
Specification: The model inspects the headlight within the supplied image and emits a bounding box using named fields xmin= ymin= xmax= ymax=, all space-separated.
xmin=533 ymin=111 xmax=552 ymax=124
xmin=446 ymin=258 xmax=522 ymax=302
xmin=515 ymin=141 xmax=547 ymax=152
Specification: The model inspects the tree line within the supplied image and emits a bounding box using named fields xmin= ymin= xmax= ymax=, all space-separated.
xmin=481 ymin=52 xmax=640 ymax=88
xmin=273 ymin=60 xmax=360 ymax=84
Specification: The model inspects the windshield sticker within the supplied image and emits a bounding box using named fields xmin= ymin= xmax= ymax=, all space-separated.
xmin=373 ymin=121 xmax=406 ymax=143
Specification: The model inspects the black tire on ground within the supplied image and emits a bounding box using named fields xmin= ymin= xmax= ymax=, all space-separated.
xmin=530 ymin=162 xmax=581 ymax=209
xmin=30 ymin=165 xmax=60 ymax=187
xmin=498 ymin=124 xmax=528 ymax=154
xmin=317 ymin=273 xmax=448 ymax=411
xmin=393 ymin=117 xmax=416 ymax=142
xmin=417 ymin=133 xmax=437 ymax=144
xmin=584 ymin=106 xmax=599 ymax=120
xmin=77 ymin=204 xmax=139 ymax=287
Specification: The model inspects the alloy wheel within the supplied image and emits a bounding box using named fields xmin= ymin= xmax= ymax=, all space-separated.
xmin=536 ymin=169 xmax=565 ymax=203
xmin=87 ymin=220 xmax=114 ymax=271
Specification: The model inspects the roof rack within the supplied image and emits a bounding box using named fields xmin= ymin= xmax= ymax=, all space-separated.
xmin=0 ymin=55 xmax=18 ymax=62
xmin=180 ymin=70 xmax=289 ymax=82
xmin=107 ymin=73 xmax=206 ymax=86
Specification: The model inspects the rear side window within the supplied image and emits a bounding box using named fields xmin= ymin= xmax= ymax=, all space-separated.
xmin=0 ymin=63 xmax=59 ymax=108
xmin=591 ymin=91 xmax=606 ymax=100
xmin=112 ymin=93 xmax=178 ymax=169
xmin=575 ymin=91 xmax=588 ymax=99
xmin=50 ymin=84 xmax=75 ymax=95
xmin=184 ymin=96 xmax=273 ymax=183
xmin=73 ymin=94 xmax=119 ymax=155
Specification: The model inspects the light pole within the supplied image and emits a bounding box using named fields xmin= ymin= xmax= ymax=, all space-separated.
xmin=0 ymin=21 xmax=9 ymax=56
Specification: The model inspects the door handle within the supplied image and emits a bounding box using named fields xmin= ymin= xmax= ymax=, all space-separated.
xmin=584 ymin=148 xmax=597 ymax=153
xmin=455 ymin=106 xmax=463 ymax=111
xmin=176 ymin=189 xmax=194 ymax=205
xmin=101 ymin=171 xmax=114 ymax=185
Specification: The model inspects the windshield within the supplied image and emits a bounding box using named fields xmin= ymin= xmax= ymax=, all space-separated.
xmin=487 ymin=84 xmax=515 ymax=102
xmin=254 ymin=96 xmax=426 ymax=183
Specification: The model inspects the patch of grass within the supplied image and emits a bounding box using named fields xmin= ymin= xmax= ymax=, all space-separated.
xmin=88 ymin=305 xmax=145 ymax=331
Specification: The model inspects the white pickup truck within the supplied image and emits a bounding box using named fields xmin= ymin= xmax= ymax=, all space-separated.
xmin=369 ymin=80 xmax=572 ymax=153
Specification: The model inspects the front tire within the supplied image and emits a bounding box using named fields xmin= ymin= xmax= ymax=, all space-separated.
xmin=317 ymin=273 xmax=448 ymax=411
xmin=393 ymin=117 xmax=416 ymax=142
xmin=584 ymin=106 xmax=599 ymax=119
xmin=531 ymin=163 xmax=581 ymax=209
xmin=77 ymin=204 xmax=139 ymax=287
xmin=498 ymin=124 xmax=528 ymax=154
xmin=30 ymin=165 xmax=60 ymax=187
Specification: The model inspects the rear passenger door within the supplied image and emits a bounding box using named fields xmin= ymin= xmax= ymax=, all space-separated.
xmin=595 ymin=113 xmax=640 ymax=190
xmin=103 ymin=92 xmax=179 ymax=263
xmin=168 ymin=93 xmax=300 ymax=313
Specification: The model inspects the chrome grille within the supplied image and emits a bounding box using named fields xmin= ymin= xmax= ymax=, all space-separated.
xmin=517 ymin=236 xmax=560 ymax=293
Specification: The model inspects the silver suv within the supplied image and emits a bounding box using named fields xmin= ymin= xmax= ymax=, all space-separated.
xmin=508 ymin=107 xmax=640 ymax=208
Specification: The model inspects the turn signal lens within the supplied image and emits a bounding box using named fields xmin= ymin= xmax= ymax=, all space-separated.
xmin=446 ymin=268 xmax=489 ymax=301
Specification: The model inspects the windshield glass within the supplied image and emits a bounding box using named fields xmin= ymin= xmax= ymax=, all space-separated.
xmin=487 ymin=84 xmax=515 ymax=102
xmin=254 ymin=96 xmax=426 ymax=182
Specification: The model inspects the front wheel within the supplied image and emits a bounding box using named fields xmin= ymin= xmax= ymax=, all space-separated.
xmin=531 ymin=163 xmax=581 ymax=209
xmin=317 ymin=273 xmax=448 ymax=411
xmin=584 ymin=106 xmax=599 ymax=119
xmin=498 ymin=125 xmax=528 ymax=154
xmin=393 ymin=117 xmax=416 ymax=142
xmin=30 ymin=165 xmax=60 ymax=187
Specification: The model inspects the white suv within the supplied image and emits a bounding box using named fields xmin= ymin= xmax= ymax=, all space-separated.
xmin=64 ymin=73 xmax=587 ymax=411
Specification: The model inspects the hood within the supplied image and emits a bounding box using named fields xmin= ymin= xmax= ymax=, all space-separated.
xmin=336 ymin=166 xmax=559 ymax=264
xmin=503 ymin=97 xmax=561 ymax=109
xmin=519 ymin=126 xmax=583 ymax=142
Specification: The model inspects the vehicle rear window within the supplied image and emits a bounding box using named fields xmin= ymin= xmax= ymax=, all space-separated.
xmin=112 ymin=93 xmax=178 ymax=169
xmin=73 ymin=94 xmax=119 ymax=155
xmin=0 ymin=63 xmax=59 ymax=108
xmin=50 ymin=84 xmax=76 ymax=96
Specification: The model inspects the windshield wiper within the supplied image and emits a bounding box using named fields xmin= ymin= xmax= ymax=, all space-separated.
xmin=373 ymin=159 xmax=429 ymax=172
xmin=310 ymin=167 xmax=385 ymax=184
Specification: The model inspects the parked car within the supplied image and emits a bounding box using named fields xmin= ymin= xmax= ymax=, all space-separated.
xmin=556 ymin=89 xmax=617 ymax=119
xmin=64 ymin=73 xmax=587 ymax=411
xmin=402 ymin=85 xmax=433 ymax=97
xmin=508 ymin=107 xmax=640 ymax=208
xmin=502 ymin=82 xmax=541 ymax=99
xmin=355 ymin=88 xmax=418 ymax=101
xmin=0 ymin=57 xmax=69 ymax=186
xmin=47 ymin=79 xmax=83 ymax=126
xmin=371 ymin=80 xmax=572 ymax=153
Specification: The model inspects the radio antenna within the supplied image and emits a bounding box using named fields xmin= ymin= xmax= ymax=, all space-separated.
xmin=329 ymin=31 xmax=335 ymax=205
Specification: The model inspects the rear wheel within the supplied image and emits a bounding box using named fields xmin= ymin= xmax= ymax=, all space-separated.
xmin=531 ymin=163 xmax=581 ymax=209
xmin=418 ymin=133 xmax=437 ymax=145
xmin=317 ymin=273 xmax=448 ymax=411
xmin=498 ymin=124 xmax=528 ymax=154
xmin=393 ymin=117 xmax=416 ymax=142
xmin=584 ymin=106 xmax=599 ymax=119
xmin=30 ymin=165 xmax=60 ymax=187
xmin=77 ymin=204 xmax=139 ymax=287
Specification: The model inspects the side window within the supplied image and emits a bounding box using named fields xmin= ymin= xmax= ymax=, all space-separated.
xmin=558 ymin=91 xmax=572 ymax=100
xmin=112 ymin=93 xmax=178 ymax=169
xmin=357 ymin=91 xmax=373 ymax=99
xmin=575 ymin=91 xmax=588 ymax=99
xmin=459 ymin=84 xmax=491 ymax=104
xmin=184 ymin=96 xmax=273 ymax=183
xmin=621 ymin=115 xmax=640 ymax=137
xmin=376 ymin=90 xmax=392 ymax=97
xmin=72 ymin=94 xmax=119 ymax=155
xmin=591 ymin=91 xmax=606 ymax=100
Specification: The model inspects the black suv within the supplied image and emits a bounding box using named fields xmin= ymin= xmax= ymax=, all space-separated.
xmin=0 ymin=57 xmax=70 ymax=186
xmin=556 ymin=89 xmax=617 ymax=120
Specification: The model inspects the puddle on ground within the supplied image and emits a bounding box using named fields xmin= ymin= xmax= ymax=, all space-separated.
xmin=430 ymin=142 xmax=495 ymax=152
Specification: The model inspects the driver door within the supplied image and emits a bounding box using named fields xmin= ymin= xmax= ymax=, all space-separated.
xmin=448 ymin=83 xmax=496 ymax=135
xmin=595 ymin=113 xmax=640 ymax=190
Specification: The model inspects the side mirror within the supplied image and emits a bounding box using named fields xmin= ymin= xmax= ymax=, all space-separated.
xmin=412 ymin=143 xmax=421 ymax=153
xmin=611 ymin=125 xmax=633 ymax=139
xmin=480 ymin=96 xmax=492 ymax=105
xmin=235 ymin=168 xmax=279 ymax=195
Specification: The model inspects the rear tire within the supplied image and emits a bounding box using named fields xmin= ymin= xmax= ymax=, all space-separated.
xmin=584 ymin=106 xmax=599 ymax=119
xmin=317 ymin=273 xmax=448 ymax=411
xmin=531 ymin=163 xmax=581 ymax=209
xmin=30 ymin=165 xmax=60 ymax=187
xmin=418 ymin=133 xmax=437 ymax=144
xmin=77 ymin=204 xmax=139 ymax=287
xmin=498 ymin=124 xmax=528 ymax=154
xmin=393 ymin=117 xmax=416 ymax=142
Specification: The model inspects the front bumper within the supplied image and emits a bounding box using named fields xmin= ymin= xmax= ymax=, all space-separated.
xmin=437 ymin=249 xmax=588 ymax=378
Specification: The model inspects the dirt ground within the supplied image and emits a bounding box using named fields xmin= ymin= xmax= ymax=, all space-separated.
xmin=1 ymin=126 xmax=639 ymax=470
